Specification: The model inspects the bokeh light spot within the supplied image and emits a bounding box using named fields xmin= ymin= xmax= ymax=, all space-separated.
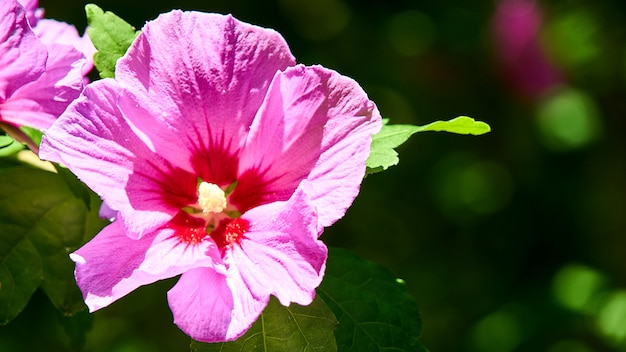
xmin=470 ymin=309 xmax=523 ymax=352
xmin=551 ymin=263 xmax=605 ymax=312
xmin=433 ymin=154 xmax=515 ymax=219
xmin=597 ymin=291 xmax=626 ymax=343
xmin=543 ymin=11 xmax=600 ymax=69
xmin=536 ymin=87 xmax=602 ymax=151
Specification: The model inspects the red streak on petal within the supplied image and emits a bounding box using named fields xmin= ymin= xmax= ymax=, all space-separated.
xmin=211 ymin=218 xmax=250 ymax=250
xmin=167 ymin=211 xmax=208 ymax=246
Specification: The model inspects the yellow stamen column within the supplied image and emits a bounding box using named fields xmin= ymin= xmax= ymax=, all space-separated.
xmin=197 ymin=182 xmax=227 ymax=214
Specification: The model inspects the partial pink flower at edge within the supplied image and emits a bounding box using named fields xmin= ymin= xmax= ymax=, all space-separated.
xmin=0 ymin=0 xmax=46 ymax=103
xmin=16 ymin=0 xmax=42 ymax=27
xmin=18 ymin=0 xmax=95 ymax=75
xmin=39 ymin=11 xmax=381 ymax=342
xmin=33 ymin=19 xmax=96 ymax=76
xmin=1 ymin=0 xmax=86 ymax=131
xmin=2 ymin=41 xmax=85 ymax=130
xmin=491 ymin=0 xmax=562 ymax=101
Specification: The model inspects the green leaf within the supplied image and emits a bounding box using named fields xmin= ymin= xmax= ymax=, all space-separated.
xmin=56 ymin=166 xmax=92 ymax=210
xmin=416 ymin=116 xmax=491 ymax=135
xmin=0 ymin=123 xmax=35 ymax=155
xmin=85 ymin=4 xmax=140 ymax=78
xmin=0 ymin=165 xmax=107 ymax=324
xmin=318 ymin=248 xmax=427 ymax=352
xmin=0 ymin=136 xmax=24 ymax=157
xmin=366 ymin=123 xmax=421 ymax=175
xmin=366 ymin=116 xmax=490 ymax=175
xmin=0 ymin=135 xmax=13 ymax=148
xmin=0 ymin=127 xmax=42 ymax=157
xmin=191 ymin=295 xmax=338 ymax=352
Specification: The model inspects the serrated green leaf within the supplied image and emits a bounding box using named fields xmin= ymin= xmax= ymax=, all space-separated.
xmin=85 ymin=4 xmax=139 ymax=78
xmin=191 ymin=295 xmax=338 ymax=352
xmin=318 ymin=248 xmax=427 ymax=352
xmin=366 ymin=116 xmax=490 ymax=175
xmin=0 ymin=165 xmax=107 ymax=324
xmin=366 ymin=123 xmax=421 ymax=175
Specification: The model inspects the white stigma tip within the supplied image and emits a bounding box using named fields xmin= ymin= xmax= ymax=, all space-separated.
xmin=198 ymin=182 xmax=227 ymax=214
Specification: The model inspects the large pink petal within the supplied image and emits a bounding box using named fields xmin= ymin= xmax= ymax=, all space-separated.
xmin=232 ymin=183 xmax=327 ymax=306
xmin=115 ymin=11 xmax=295 ymax=180
xmin=72 ymin=221 xmax=217 ymax=312
xmin=0 ymin=0 xmax=46 ymax=104
xmin=71 ymin=221 xmax=153 ymax=311
xmin=39 ymin=80 xmax=197 ymax=238
xmin=168 ymin=267 xmax=267 ymax=342
xmin=235 ymin=65 xmax=382 ymax=226
xmin=2 ymin=43 xmax=84 ymax=130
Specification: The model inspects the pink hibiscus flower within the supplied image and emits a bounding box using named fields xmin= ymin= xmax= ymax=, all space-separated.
xmin=39 ymin=11 xmax=381 ymax=342
xmin=0 ymin=0 xmax=86 ymax=132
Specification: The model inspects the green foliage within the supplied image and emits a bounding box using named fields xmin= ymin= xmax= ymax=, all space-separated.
xmin=416 ymin=116 xmax=491 ymax=135
xmin=57 ymin=308 xmax=94 ymax=350
xmin=85 ymin=4 xmax=140 ymax=78
xmin=0 ymin=164 xmax=108 ymax=324
xmin=366 ymin=116 xmax=490 ymax=175
xmin=0 ymin=136 xmax=13 ymax=149
xmin=191 ymin=295 xmax=338 ymax=352
xmin=0 ymin=136 xmax=23 ymax=157
xmin=191 ymin=248 xmax=426 ymax=351
xmin=318 ymin=248 xmax=427 ymax=352
xmin=366 ymin=120 xmax=419 ymax=175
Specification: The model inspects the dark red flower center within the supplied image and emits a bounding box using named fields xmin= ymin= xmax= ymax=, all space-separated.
xmin=169 ymin=181 xmax=248 ymax=253
xmin=167 ymin=212 xmax=207 ymax=246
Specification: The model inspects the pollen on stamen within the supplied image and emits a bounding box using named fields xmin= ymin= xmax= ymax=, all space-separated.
xmin=211 ymin=218 xmax=250 ymax=250
xmin=198 ymin=181 xmax=227 ymax=214
xmin=167 ymin=212 xmax=208 ymax=246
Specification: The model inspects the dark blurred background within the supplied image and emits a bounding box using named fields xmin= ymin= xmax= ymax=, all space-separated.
xmin=3 ymin=0 xmax=626 ymax=351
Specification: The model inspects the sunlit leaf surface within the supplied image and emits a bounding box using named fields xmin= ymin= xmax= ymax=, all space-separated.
xmin=366 ymin=116 xmax=490 ymax=175
xmin=86 ymin=4 xmax=140 ymax=78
